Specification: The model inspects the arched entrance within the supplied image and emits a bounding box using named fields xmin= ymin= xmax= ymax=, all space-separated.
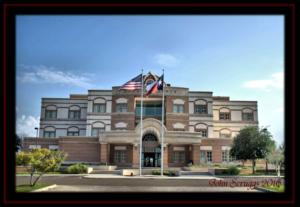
xmin=142 ymin=133 xmax=161 ymax=167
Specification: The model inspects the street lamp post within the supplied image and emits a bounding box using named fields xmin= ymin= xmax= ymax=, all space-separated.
xmin=34 ymin=127 xmax=38 ymax=149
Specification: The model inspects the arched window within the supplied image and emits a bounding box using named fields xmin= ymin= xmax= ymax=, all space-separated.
xmin=67 ymin=126 xmax=80 ymax=136
xmin=173 ymin=99 xmax=185 ymax=113
xmin=91 ymin=122 xmax=105 ymax=136
xmin=43 ymin=126 xmax=56 ymax=138
xmin=194 ymin=99 xmax=207 ymax=114
xmin=242 ymin=108 xmax=254 ymax=121
xmin=219 ymin=128 xmax=231 ymax=138
xmin=93 ymin=98 xmax=106 ymax=113
xmin=69 ymin=105 xmax=81 ymax=119
xmin=195 ymin=123 xmax=208 ymax=137
xmin=219 ymin=108 xmax=231 ymax=120
xmin=45 ymin=105 xmax=57 ymax=119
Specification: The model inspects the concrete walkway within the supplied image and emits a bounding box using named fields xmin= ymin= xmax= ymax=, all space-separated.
xmin=37 ymin=185 xmax=261 ymax=192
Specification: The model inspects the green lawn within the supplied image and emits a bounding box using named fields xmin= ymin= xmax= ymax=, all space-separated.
xmin=262 ymin=184 xmax=284 ymax=192
xmin=16 ymin=183 xmax=51 ymax=192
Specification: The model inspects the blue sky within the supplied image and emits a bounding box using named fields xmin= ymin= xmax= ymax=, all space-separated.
xmin=16 ymin=15 xmax=284 ymax=146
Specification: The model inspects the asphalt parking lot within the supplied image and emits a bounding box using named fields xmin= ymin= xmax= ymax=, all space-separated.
xmin=16 ymin=175 xmax=282 ymax=192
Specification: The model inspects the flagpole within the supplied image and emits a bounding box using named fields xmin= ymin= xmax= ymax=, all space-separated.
xmin=161 ymin=69 xmax=165 ymax=176
xmin=139 ymin=69 xmax=144 ymax=176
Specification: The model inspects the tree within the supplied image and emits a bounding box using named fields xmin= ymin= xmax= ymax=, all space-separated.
xmin=265 ymin=138 xmax=276 ymax=174
xmin=16 ymin=148 xmax=66 ymax=186
xmin=230 ymin=126 xmax=274 ymax=174
xmin=267 ymin=143 xmax=284 ymax=176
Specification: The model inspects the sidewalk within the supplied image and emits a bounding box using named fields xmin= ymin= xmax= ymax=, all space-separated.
xmin=36 ymin=185 xmax=261 ymax=192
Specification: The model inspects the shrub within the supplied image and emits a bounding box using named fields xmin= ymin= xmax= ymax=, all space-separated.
xmin=66 ymin=163 xmax=88 ymax=174
xmin=226 ymin=166 xmax=240 ymax=175
xmin=152 ymin=170 xmax=177 ymax=176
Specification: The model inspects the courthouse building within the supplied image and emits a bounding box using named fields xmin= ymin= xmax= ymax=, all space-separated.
xmin=23 ymin=72 xmax=258 ymax=167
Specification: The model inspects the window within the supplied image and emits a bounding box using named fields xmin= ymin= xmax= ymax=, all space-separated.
xmin=219 ymin=112 xmax=230 ymax=120
xmin=116 ymin=103 xmax=127 ymax=112
xmin=91 ymin=127 xmax=105 ymax=136
xmin=44 ymin=131 xmax=56 ymax=138
xmin=69 ymin=110 xmax=81 ymax=119
xmin=114 ymin=151 xmax=126 ymax=163
xmin=220 ymin=133 xmax=231 ymax=138
xmin=197 ymin=129 xmax=207 ymax=137
xmin=206 ymin=151 xmax=212 ymax=162
xmin=45 ymin=110 xmax=57 ymax=119
xmin=173 ymin=104 xmax=184 ymax=113
xmin=67 ymin=131 xmax=79 ymax=136
xmin=49 ymin=145 xmax=59 ymax=151
xmin=172 ymin=151 xmax=185 ymax=163
xmin=222 ymin=150 xmax=235 ymax=162
xmin=195 ymin=105 xmax=207 ymax=114
xmin=93 ymin=104 xmax=106 ymax=113
xmin=242 ymin=112 xmax=254 ymax=121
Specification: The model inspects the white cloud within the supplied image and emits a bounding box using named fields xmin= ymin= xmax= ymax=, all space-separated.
xmin=18 ymin=65 xmax=93 ymax=89
xmin=16 ymin=115 xmax=40 ymax=137
xmin=243 ymin=72 xmax=283 ymax=91
xmin=154 ymin=53 xmax=179 ymax=67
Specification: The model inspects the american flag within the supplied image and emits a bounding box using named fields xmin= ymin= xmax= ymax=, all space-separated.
xmin=119 ymin=74 xmax=143 ymax=90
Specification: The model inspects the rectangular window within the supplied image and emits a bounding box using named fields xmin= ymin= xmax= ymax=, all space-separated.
xmin=173 ymin=104 xmax=184 ymax=113
xmin=45 ymin=110 xmax=57 ymax=119
xmin=91 ymin=128 xmax=105 ymax=136
xmin=206 ymin=151 xmax=212 ymax=162
xmin=222 ymin=150 xmax=235 ymax=162
xmin=242 ymin=113 xmax=254 ymax=121
xmin=67 ymin=131 xmax=79 ymax=136
xmin=44 ymin=131 xmax=56 ymax=138
xmin=195 ymin=105 xmax=207 ymax=114
xmin=116 ymin=103 xmax=127 ymax=112
xmin=69 ymin=110 xmax=81 ymax=119
xmin=222 ymin=151 xmax=228 ymax=162
xmin=219 ymin=112 xmax=230 ymax=120
xmin=172 ymin=151 xmax=185 ymax=163
xmin=114 ymin=151 xmax=126 ymax=163
xmin=93 ymin=104 xmax=106 ymax=113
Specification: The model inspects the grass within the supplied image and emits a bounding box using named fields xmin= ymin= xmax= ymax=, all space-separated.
xmin=16 ymin=183 xmax=51 ymax=192
xmin=262 ymin=184 xmax=284 ymax=192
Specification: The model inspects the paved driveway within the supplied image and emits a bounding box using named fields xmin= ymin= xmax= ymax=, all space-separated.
xmin=17 ymin=175 xmax=273 ymax=192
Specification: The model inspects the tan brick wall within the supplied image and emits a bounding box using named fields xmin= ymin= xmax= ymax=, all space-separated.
xmin=59 ymin=137 xmax=100 ymax=163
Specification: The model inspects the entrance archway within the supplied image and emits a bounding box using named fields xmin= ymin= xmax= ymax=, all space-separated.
xmin=142 ymin=133 xmax=161 ymax=167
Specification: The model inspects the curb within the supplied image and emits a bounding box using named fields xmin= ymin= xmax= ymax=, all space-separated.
xmin=254 ymin=186 xmax=275 ymax=192
xmin=32 ymin=184 xmax=57 ymax=192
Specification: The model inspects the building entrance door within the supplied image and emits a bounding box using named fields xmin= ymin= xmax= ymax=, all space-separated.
xmin=144 ymin=153 xmax=155 ymax=167
xmin=142 ymin=133 xmax=160 ymax=167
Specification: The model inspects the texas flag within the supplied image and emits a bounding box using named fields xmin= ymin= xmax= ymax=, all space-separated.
xmin=145 ymin=74 xmax=164 ymax=96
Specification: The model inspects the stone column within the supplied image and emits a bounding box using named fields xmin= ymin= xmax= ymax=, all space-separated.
xmin=100 ymin=143 xmax=108 ymax=164
xmin=132 ymin=143 xmax=139 ymax=168
xmin=192 ymin=144 xmax=200 ymax=165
